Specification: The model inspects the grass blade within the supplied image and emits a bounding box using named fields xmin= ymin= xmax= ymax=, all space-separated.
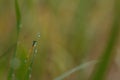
xmin=7 ymin=0 xmax=21 ymax=80
xmin=24 ymin=41 xmax=38 ymax=80
xmin=15 ymin=0 xmax=21 ymax=33
xmin=54 ymin=60 xmax=98 ymax=80
xmin=90 ymin=0 xmax=120 ymax=80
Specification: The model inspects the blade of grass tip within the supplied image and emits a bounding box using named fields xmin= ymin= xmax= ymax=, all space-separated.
xmin=7 ymin=0 xmax=21 ymax=80
xmin=24 ymin=41 xmax=38 ymax=80
xmin=24 ymin=33 xmax=40 ymax=80
xmin=15 ymin=0 xmax=21 ymax=34
xmin=54 ymin=60 xmax=98 ymax=80
xmin=90 ymin=1 xmax=120 ymax=80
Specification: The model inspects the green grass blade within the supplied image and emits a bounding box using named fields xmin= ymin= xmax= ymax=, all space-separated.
xmin=15 ymin=0 xmax=21 ymax=33
xmin=24 ymin=41 xmax=38 ymax=80
xmin=7 ymin=0 xmax=21 ymax=80
xmin=90 ymin=0 xmax=120 ymax=80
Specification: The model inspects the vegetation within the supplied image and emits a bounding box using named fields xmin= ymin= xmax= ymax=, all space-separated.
xmin=0 ymin=0 xmax=120 ymax=80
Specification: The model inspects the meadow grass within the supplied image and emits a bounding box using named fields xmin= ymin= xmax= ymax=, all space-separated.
xmin=7 ymin=0 xmax=21 ymax=80
xmin=24 ymin=41 xmax=38 ymax=80
xmin=54 ymin=60 xmax=98 ymax=80
xmin=0 ymin=0 xmax=120 ymax=80
xmin=7 ymin=1 xmax=40 ymax=80
xmin=90 ymin=0 xmax=120 ymax=80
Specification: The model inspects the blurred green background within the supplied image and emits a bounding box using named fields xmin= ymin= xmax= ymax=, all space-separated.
xmin=0 ymin=0 xmax=120 ymax=80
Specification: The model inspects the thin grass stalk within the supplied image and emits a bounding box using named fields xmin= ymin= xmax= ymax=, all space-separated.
xmin=24 ymin=41 xmax=38 ymax=80
xmin=7 ymin=0 xmax=21 ymax=80
xmin=54 ymin=60 xmax=98 ymax=80
xmin=90 ymin=0 xmax=120 ymax=80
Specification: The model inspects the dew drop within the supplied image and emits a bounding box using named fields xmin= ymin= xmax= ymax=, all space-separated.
xmin=28 ymin=67 xmax=32 ymax=71
xmin=12 ymin=73 xmax=15 ymax=77
xmin=24 ymin=59 xmax=27 ymax=63
xmin=10 ymin=58 xmax=21 ymax=69
xmin=37 ymin=33 xmax=41 ymax=38
xmin=35 ymin=49 xmax=37 ymax=53
xmin=29 ymin=74 xmax=32 ymax=79
xmin=12 ymin=73 xmax=15 ymax=80
xmin=19 ymin=24 xmax=22 ymax=28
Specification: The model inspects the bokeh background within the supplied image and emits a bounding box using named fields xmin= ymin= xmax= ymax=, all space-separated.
xmin=0 ymin=0 xmax=120 ymax=80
